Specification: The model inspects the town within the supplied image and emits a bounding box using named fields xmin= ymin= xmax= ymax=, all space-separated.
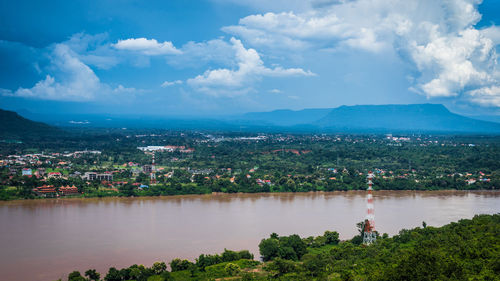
xmin=1 ymin=131 xmax=498 ymax=200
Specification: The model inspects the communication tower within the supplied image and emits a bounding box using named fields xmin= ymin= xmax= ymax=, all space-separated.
xmin=150 ymin=151 xmax=157 ymax=184
xmin=363 ymin=171 xmax=376 ymax=244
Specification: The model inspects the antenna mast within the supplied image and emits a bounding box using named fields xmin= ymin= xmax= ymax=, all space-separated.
xmin=363 ymin=171 xmax=376 ymax=244
xmin=150 ymin=151 xmax=157 ymax=184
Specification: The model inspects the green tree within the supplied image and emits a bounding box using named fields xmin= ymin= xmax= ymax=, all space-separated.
xmin=151 ymin=261 xmax=167 ymax=275
xmin=170 ymin=258 xmax=194 ymax=272
xmin=84 ymin=269 xmax=100 ymax=281
xmin=259 ymin=238 xmax=279 ymax=261
xmin=68 ymin=271 xmax=86 ymax=281
xmin=324 ymin=230 xmax=340 ymax=245
xmin=224 ymin=263 xmax=241 ymax=276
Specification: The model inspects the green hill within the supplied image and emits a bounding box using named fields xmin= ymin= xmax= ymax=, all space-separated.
xmin=0 ymin=108 xmax=62 ymax=139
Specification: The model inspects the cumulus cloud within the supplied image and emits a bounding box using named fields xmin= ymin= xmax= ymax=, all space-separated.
xmin=161 ymin=80 xmax=183 ymax=87
xmin=187 ymin=38 xmax=314 ymax=96
xmin=468 ymin=86 xmax=500 ymax=107
xmin=113 ymin=38 xmax=182 ymax=55
xmin=221 ymin=0 xmax=500 ymax=106
xmin=2 ymin=44 xmax=101 ymax=101
xmin=1 ymin=42 xmax=138 ymax=101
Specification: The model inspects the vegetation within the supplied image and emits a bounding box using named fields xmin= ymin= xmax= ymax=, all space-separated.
xmin=62 ymin=214 xmax=500 ymax=281
xmin=2 ymin=130 xmax=500 ymax=200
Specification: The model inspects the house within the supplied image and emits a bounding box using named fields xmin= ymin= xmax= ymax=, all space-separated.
xmin=22 ymin=168 xmax=32 ymax=176
xmin=33 ymin=185 xmax=57 ymax=197
xmin=48 ymin=172 xmax=62 ymax=179
xmin=59 ymin=185 xmax=79 ymax=195
xmin=83 ymin=172 xmax=113 ymax=181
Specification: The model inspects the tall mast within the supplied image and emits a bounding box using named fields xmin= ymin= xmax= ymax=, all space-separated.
xmin=150 ymin=151 xmax=157 ymax=184
xmin=363 ymin=171 xmax=376 ymax=244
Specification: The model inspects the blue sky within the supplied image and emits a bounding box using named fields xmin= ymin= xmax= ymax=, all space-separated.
xmin=1 ymin=0 xmax=500 ymax=116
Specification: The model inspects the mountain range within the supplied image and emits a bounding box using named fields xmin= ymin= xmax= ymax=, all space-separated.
xmin=3 ymin=104 xmax=500 ymax=135
xmin=239 ymin=104 xmax=500 ymax=133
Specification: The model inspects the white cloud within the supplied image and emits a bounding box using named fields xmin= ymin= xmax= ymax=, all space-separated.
xmin=114 ymin=84 xmax=139 ymax=93
xmin=113 ymin=38 xmax=182 ymax=55
xmin=5 ymin=44 xmax=101 ymax=101
xmin=269 ymin=89 xmax=282 ymax=93
xmin=187 ymin=38 xmax=314 ymax=96
xmin=161 ymin=80 xmax=183 ymax=87
xmin=221 ymin=0 xmax=500 ymax=107
xmin=468 ymin=86 xmax=500 ymax=107
xmin=64 ymin=33 xmax=120 ymax=70
xmin=2 ymin=43 xmax=139 ymax=101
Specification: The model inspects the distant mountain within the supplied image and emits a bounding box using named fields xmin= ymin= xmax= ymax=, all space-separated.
xmin=12 ymin=104 xmax=500 ymax=134
xmin=241 ymin=108 xmax=332 ymax=126
xmin=0 ymin=109 xmax=62 ymax=139
xmin=316 ymin=104 xmax=500 ymax=133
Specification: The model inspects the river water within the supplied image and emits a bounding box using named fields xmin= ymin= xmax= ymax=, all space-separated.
xmin=1 ymin=190 xmax=499 ymax=281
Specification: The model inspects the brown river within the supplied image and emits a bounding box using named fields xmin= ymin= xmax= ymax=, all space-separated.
xmin=1 ymin=190 xmax=499 ymax=281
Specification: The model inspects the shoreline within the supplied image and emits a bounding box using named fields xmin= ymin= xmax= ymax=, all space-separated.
xmin=2 ymin=189 xmax=499 ymax=203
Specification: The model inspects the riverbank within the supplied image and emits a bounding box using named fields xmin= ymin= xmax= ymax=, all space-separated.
xmin=1 ymin=185 xmax=498 ymax=201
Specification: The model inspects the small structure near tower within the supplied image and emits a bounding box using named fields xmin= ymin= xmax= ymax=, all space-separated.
xmin=150 ymin=151 xmax=157 ymax=184
xmin=363 ymin=171 xmax=376 ymax=244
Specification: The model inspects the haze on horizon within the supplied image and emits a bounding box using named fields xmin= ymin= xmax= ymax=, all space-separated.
xmin=1 ymin=0 xmax=500 ymax=117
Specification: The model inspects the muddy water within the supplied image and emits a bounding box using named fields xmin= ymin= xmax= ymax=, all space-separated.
xmin=1 ymin=190 xmax=499 ymax=281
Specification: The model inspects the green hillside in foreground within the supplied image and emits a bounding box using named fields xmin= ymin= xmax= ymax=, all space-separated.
xmin=0 ymin=109 xmax=62 ymax=139
xmin=64 ymin=214 xmax=500 ymax=281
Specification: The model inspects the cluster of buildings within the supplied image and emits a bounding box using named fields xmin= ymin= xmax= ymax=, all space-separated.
xmin=137 ymin=145 xmax=195 ymax=153
xmin=32 ymin=185 xmax=79 ymax=197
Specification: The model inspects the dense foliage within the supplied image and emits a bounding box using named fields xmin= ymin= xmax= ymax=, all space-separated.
xmin=62 ymin=214 xmax=500 ymax=281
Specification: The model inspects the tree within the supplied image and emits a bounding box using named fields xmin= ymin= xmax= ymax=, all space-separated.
xmin=151 ymin=261 xmax=167 ymax=275
xmin=67 ymin=271 xmax=86 ymax=281
xmin=104 ymin=267 xmax=122 ymax=281
xmin=279 ymin=234 xmax=307 ymax=260
xmin=170 ymin=258 xmax=194 ymax=272
xmin=302 ymin=253 xmax=328 ymax=277
xmin=259 ymin=238 xmax=280 ymax=261
xmin=84 ymin=269 xmax=100 ymax=281
xmin=221 ymin=249 xmax=239 ymax=262
xmin=224 ymin=263 xmax=241 ymax=276
xmin=324 ymin=230 xmax=340 ymax=245
xmin=265 ymin=258 xmax=297 ymax=277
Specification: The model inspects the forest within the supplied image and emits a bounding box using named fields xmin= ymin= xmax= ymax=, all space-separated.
xmin=62 ymin=213 xmax=500 ymax=281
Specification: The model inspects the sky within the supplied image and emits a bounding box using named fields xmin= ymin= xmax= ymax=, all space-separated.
xmin=1 ymin=0 xmax=500 ymax=117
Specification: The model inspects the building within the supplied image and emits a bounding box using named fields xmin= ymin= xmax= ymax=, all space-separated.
xmin=47 ymin=172 xmax=62 ymax=179
xmin=142 ymin=165 xmax=152 ymax=174
xmin=59 ymin=185 xmax=79 ymax=195
xmin=83 ymin=172 xmax=97 ymax=180
xmin=32 ymin=185 xmax=57 ymax=197
xmin=22 ymin=168 xmax=32 ymax=176
xmin=83 ymin=172 xmax=113 ymax=181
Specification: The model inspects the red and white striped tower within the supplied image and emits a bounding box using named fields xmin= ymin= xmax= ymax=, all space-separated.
xmin=150 ymin=151 xmax=157 ymax=184
xmin=363 ymin=171 xmax=376 ymax=244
